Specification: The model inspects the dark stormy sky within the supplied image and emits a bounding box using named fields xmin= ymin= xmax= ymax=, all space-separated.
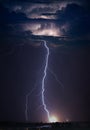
xmin=0 ymin=0 xmax=90 ymax=122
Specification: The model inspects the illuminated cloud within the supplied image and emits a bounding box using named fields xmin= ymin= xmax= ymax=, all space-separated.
xmin=23 ymin=23 xmax=62 ymax=37
xmin=27 ymin=14 xmax=56 ymax=19
xmin=9 ymin=1 xmax=81 ymax=20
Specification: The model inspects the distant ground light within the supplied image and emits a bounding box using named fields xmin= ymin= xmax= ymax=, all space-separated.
xmin=65 ymin=118 xmax=70 ymax=122
xmin=49 ymin=116 xmax=58 ymax=123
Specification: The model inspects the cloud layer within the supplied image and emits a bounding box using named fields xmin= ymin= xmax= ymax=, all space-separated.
xmin=0 ymin=0 xmax=90 ymax=46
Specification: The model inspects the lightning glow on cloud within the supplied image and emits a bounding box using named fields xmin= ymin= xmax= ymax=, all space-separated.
xmin=23 ymin=23 xmax=62 ymax=37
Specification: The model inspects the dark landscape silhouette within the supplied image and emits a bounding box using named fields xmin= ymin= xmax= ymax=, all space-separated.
xmin=0 ymin=121 xmax=90 ymax=130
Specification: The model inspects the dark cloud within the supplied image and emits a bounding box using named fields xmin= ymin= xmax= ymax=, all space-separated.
xmin=0 ymin=0 xmax=85 ymax=3
xmin=55 ymin=3 xmax=90 ymax=38
xmin=0 ymin=4 xmax=30 ymax=24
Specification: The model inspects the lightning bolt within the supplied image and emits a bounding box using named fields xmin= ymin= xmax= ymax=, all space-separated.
xmin=48 ymin=68 xmax=64 ymax=89
xmin=41 ymin=40 xmax=50 ymax=122
xmin=25 ymin=86 xmax=37 ymax=121
xmin=25 ymin=40 xmax=64 ymax=122
xmin=25 ymin=61 xmax=48 ymax=122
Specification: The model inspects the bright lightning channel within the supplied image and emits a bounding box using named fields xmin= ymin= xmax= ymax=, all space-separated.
xmin=25 ymin=40 xmax=59 ymax=122
xmin=41 ymin=41 xmax=50 ymax=122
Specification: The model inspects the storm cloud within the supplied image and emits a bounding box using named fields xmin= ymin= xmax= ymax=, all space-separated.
xmin=0 ymin=0 xmax=90 ymax=46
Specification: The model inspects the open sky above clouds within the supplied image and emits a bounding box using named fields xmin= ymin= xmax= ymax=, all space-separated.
xmin=0 ymin=0 xmax=90 ymax=46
